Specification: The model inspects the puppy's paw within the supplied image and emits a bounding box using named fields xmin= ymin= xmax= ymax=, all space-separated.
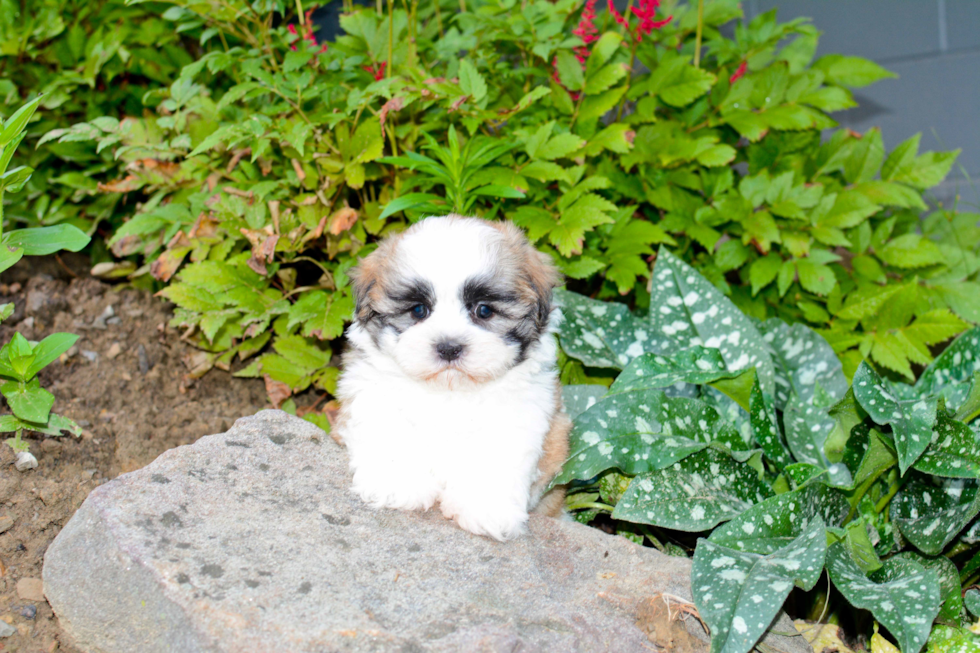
xmin=440 ymin=492 xmax=528 ymax=541
xmin=351 ymin=466 xmax=439 ymax=512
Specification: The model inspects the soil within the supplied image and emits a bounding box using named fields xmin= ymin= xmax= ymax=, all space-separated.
xmin=0 ymin=255 xmax=272 ymax=652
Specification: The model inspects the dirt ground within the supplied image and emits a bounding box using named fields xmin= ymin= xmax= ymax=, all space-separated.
xmin=0 ymin=256 xmax=273 ymax=652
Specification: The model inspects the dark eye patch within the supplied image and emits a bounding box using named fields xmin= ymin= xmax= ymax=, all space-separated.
xmin=387 ymin=278 xmax=435 ymax=311
xmin=462 ymin=276 xmax=517 ymax=315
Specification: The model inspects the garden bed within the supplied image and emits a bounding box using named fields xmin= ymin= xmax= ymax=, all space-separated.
xmin=0 ymin=256 xmax=268 ymax=652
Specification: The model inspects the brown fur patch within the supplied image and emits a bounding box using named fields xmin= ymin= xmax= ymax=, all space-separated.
xmin=530 ymin=381 xmax=571 ymax=517
xmin=347 ymin=229 xmax=407 ymax=322
xmin=487 ymin=220 xmax=563 ymax=330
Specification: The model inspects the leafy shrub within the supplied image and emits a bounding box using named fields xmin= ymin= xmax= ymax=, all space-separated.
xmin=555 ymin=247 xmax=980 ymax=653
xmin=0 ymin=96 xmax=90 ymax=461
xmin=40 ymin=0 xmax=977 ymax=416
xmin=0 ymin=0 xmax=197 ymax=240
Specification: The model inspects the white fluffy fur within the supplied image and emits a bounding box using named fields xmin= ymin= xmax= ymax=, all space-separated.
xmin=337 ymin=217 xmax=561 ymax=541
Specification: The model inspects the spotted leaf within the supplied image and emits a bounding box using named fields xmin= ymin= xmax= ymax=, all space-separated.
xmin=648 ymin=248 xmax=776 ymax=395
xmin=852 ymin=362 xmax=938 ymax=474
xmin=749 ymin=377 xmax=794 ymax=470
xmin=692 ymin=519 xmax=826 ymax=653
xmin=826 ymin=542 xmax=941 ymax=653
xmin=555 ymin=288 xmax=654 ymax=369
xmin=965 ymin=589 xmax=980 ymax=617
xmin=917 ymin=327 xmax=980 ymax=400
xmin=553 ymin=389 xmax=752 ymax=485
xmin=926 ymin=626 xmax=980 ymax=653
xmin=561 ymin=384 xmax=607 ymax=419
xmin=710 ymin=483 xmax=850 ymax=555
xmin=607 ymin=348 xmax=741 ymax=395
xmin=913 ymin=403 xmax=980 ymax=479
xmin=891 ymin=477 xmax=980 ymax=555
xmin=758 ymin=319 xmax=848 ymax=410
xmin=841 ymin=424 xmax=898 ymax=496
xmin=612 ymin=449 xmax=774 ymax=531
xmin=893 ymin=552 xmax=963 ymax=626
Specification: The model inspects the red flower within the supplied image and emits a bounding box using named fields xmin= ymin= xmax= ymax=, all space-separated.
xmin=573 ymin=0 xmax=599 ymax=61
xmin=608 ymin=0 xmax=672 ymax=42
xmin=729 ymin=60 xmax=748 ymax=84
xmin=288 ymin=7 xmax=328 ymax=55
xmin=363 ymin=61 xmax=387 ymax=81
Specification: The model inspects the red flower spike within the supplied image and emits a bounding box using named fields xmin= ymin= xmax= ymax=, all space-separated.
xmin=609 ymin=0 xmax=671 ymax=43
xmin=729 ymin=60 xmax=748 ymax=84
xmin=363 ymin=61 xmax=387 ymax=81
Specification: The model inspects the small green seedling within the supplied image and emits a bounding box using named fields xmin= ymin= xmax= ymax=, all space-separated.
xmin=1 ymin=96 xmax=90 ymax=465
xmin=0 ymin=322 xmax=81 ymax=453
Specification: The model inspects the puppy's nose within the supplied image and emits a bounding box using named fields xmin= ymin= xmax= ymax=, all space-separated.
xmin=436 ymin=340 xmax=464 ymax=362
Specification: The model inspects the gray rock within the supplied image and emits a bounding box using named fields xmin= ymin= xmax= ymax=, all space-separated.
xmin=44 ymin=410 xmax=811 ymax=653
xmin=0 ymin=620 xmax=14 ymax=638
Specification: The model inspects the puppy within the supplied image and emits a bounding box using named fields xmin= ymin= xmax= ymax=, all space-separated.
xmin=334 ymin=215 xmax=571 ymax=541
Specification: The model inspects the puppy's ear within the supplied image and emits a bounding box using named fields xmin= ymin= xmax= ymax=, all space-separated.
xmin=348 ymin=252 xmax=381 ymax=323
xmin=525 ymin=248 xmax=563 ymax=329
xmin=492 ymin=220 xmax=562 ymax=330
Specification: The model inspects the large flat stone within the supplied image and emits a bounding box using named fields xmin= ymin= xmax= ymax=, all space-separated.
xmin=43 ymin=410 xmax=811 ymax=653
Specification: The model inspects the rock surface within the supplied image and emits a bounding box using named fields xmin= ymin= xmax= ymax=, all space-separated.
xmin=43 ymin=411 xmax=812 ymax=653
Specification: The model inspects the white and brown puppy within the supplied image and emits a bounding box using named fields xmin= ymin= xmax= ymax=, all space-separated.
xmin=334 ymin=215 xmax=570 ymax=541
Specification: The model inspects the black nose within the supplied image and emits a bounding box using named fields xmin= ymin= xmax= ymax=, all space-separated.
xmin=436 ymin=341 xmax=464 ymax=362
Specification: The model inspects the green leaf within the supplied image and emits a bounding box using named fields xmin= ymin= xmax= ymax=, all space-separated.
xmin=1 ymin=378 xmax=55 ymax=424
xmin=852 ymin=362 xmax=937 ymax=474
xmin=882 ymin=134 xmax=920 ymax=182
xmin=0 ymin=304 xmax=13 ymax=323
xmin=608 ymin=348 xmax=742 ymax=394
xmin=692 ymin=519 xmax=826 ymax=653
xmin=879 ymin=234 xmax=946 ymax=268
xmin=750 ymin=255 xmax=782 ymax=296
xmin=837 ymin=518 xmax=882 ymax=574
xmin=378 ymin=193 xmax=445 ymax=220
xmin=458 ymin=59 xmax=488 ymax=103
xmin=536 ymin=133 xmax=586 ymax=161
xmin=966 ymin=589 xmax=980 ymax=618
xmin=4 ymin=224 xmax=91 ymax=255
xmin=613 ymin=448 xmax=773 ymax=531
xmin=759 ymin=319 xmax=849 ymax=409
xmin=796 ymin=259 xmax=836 ymax=295
xmin=553 ymin=389 xmax=751 ymax=485
xmin=913 ymin=405 xmax=980 ymax=478
xmin=0 ymin=94 xmax=43 ymax=147
xmin=561 ymin=385 xmax=607 ymax=420
xmin=555 ymin=289 xmax=648 ymax=369
xmin=812 ymin=54 xmax=897 ymax=88
xmin=283 ymin=51 xmax=314 ymax=73
xmin=0 ymin=245 xmax=23 ymax=276
xmin=749 ymin=377 xmax=794 ymax=469
xmin=891 ymin=476 xmax=980 ymax=555
xmin=658 ymin=65 xmax=715 ymax=107
xmin=26 ymin=333 xmax=79 ymax=379
xmin=697 ymin=144 xmax=737 ymax=167
xmin=838 ymin=284 xmax=904 ymax=321
xmin=555 ymin=50 xmax=584 ymax=92
xmin=648 ymin=248 xmax=776 ymax=395
xmin=926 ymin=625 xmax=980 ymax=653
xmin=304 ymin=294 xmax=354 ymax=340
xmin=917 ymin=327 xmax=980 ymax=399
xmin=841 ymin=424 xmax=898 ymax=493
xmin=893 ymin=552 xmax=963 ymax=626
xmin=893 ymin=150 xmax=960 ymax=190
xmin=827 ymin=542 xmax=940 ymax=653
xmin=159 ymin=283 xmax=219 ymax=313
xmin=584 ymin=63 xmax=627 ymax=96
xmin=844 ymin=128 xmax=885 ymax=185
xmin=711 ymin=483 xmax=850 ymax=554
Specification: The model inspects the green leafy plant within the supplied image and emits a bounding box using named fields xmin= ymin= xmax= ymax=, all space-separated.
xmin=0 ymin=95 xmax=89 ymax=458
xmin=37 ymin=0 xmax=975 ymax=421
xmin=556 ymin=248 xmax=980 ymax=653
xmin=0 ymin=0 xmax=198 ymax=244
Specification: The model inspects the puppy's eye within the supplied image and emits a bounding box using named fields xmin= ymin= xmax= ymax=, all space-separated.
xmin=410 ymin=304 xmax=429 ymax=320
xmin=475 ymin=304 xmax=493 ymax=319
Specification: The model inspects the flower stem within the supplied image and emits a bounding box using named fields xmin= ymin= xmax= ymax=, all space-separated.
xmin=387 ymin=0 xmax=394 ymax=79
xmin=295 ymin=0 xmax=305 ymax=24
xmin=694 ymin=0 xmax=704 ymax=67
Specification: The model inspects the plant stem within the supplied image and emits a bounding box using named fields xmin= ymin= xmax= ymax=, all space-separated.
xmin=874 ymin=481 xmax=901 ymax=514
xmin=693 ymin=0 xmax=704 ymax=67
xmin=565 ymin=501 xmax=612 ymax=512
xmin=433 ymin=0 xmax=444 ymax=37
xmin=616 ymin=39 xmax=638 ymax=122
xmin=387 ymin=0 xmax=394 ymax=79
xmin=459 ymin=0 xmax=467 ymax=12
xmin=296 ymin=0 xmax=305 ymax=24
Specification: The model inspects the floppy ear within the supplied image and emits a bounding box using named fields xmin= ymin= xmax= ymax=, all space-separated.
xmin=525 ymin=248 xmax=563 ymax=330
xmin=348 ymin=253 xmax=381 ymax=324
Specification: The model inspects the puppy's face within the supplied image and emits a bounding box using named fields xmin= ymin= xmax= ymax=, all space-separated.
xmin=349 ymin=216 xmax=560 ymax=387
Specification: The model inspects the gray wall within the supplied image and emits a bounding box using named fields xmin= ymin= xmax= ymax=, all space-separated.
xmin=746 ymin=0 xmax=980 ymax=211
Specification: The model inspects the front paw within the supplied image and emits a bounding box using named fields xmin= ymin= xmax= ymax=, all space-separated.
xmin=440 ymin=492 xmax=528 ymax=541
xmin=351 ymin=465 xmax=439 ymax=512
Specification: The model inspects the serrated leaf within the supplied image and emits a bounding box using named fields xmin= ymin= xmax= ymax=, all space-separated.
xmin=797 ymin=259 xmax=836 ymax=295
xmin=458 ymin=59 xmax=488 ymax=103
xmin=852 ymin=362 xmax=937 ymax=473
xmin=536 ymin=133 xmax=586 ymax=161
xmin=750 ymin=255 xmax=782 ymax=296
xmin=826 ymin=542 xmax=940 ymax=653
xmin=648 ymin=248 xmax=776 ymax=395
xmin=658 ymin=64 xmax=715 ymax=107
xmin=158 ymin=283 xmax=219 ymax=313
xmin=813 ymin=54 xmax=897 ymax=88
xmin=555 ymin=50 xmax=584 ymax=92
xmin=614 ymin=448 xmax=773 ymax=532
xmin=693 ymin=519 xmax=826 ymax=653
xmin=892 ymin=477 xmax=980 ymax=555
xmin=879 ymin=234 xmax=946 ymax=268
